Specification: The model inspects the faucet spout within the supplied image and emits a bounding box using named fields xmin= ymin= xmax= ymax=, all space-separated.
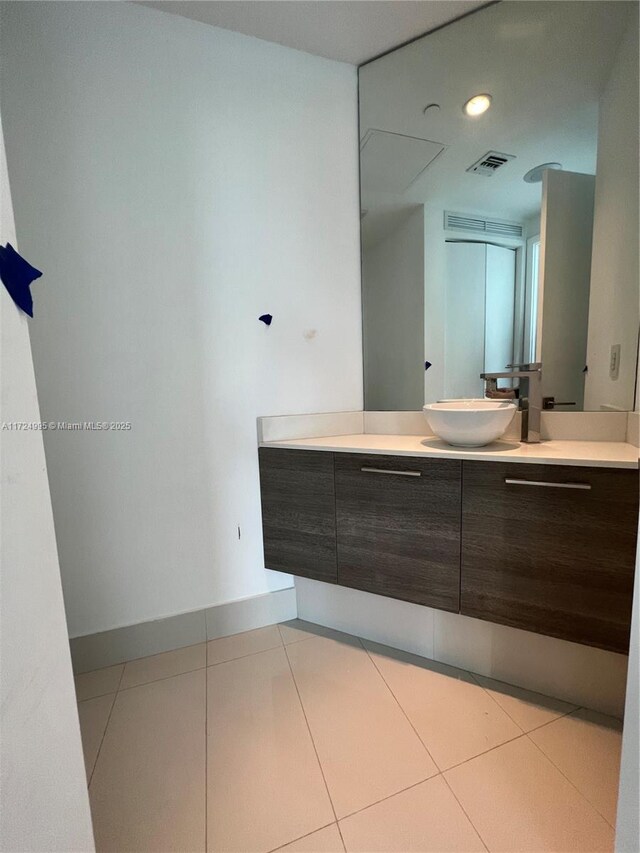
xmin=480 ymin=363 xmax=542 ymax=443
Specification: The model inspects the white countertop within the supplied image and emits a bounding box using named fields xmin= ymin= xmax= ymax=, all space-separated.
xmin=261 ymin=434 xmax=639 ymax=469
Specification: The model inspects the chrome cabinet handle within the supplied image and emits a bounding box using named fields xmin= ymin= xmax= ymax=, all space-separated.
xmin=361 ymin=467 xmax=421 ymax=477
xmin=505 ymin=478 xmax=591 ymax=490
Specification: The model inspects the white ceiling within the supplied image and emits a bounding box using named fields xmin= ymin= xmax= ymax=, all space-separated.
xmin=360 ymin=0 xmax=633 ymax=244
xmin=138 ymin=0 xmax=486 ymax=65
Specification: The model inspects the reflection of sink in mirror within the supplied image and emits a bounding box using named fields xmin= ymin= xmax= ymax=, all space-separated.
xmin=423 ymin=400 xmax=517 ymax=447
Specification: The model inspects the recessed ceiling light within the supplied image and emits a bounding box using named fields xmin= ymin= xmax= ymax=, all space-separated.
xmin=423 ymin=103 xmax=441 ymax=117
xmin=463 ymin=94 xmax=492 ymax=117
xmin=523 ymin=162 xmax=563 ymax=183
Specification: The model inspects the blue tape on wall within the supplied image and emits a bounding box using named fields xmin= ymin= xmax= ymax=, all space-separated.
xmin=0 ymin=243 xmax=42 ymax=317
xmin=258 ymin=314 xmax=273 ymax=326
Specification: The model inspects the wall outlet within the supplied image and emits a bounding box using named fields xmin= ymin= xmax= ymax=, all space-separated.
xmin=609 ymin=344 xmax=621 ymax=380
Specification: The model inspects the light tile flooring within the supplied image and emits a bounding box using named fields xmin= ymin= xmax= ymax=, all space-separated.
xmin=75 ymin=621 xmax=623 ymax=853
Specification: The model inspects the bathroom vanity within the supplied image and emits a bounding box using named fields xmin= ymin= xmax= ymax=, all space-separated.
xmin=259 ymin=439 xmax=638 ymax=655
xmin=257 ymin=0 xmax=640 ymax=712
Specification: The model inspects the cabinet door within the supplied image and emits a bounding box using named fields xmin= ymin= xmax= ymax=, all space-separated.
xmin=258 ymin=448 xmax=337 ymax=583
xmin=461 ymin=462 xmax=638 ymax=653
xmin=335 ymin=454 xmax=461 ymax=611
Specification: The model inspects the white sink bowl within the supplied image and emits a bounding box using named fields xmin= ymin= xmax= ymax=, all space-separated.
xmin=423 ymin=400 xmax=517 ymax=447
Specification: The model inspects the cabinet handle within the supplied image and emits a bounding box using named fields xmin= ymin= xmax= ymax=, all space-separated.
xmin=505 ymin=478 xmax=591 ymax=490
xmin=361 ymin=467 xmax=421 ymax=477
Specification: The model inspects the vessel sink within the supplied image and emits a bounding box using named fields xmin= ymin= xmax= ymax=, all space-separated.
xmin=422 ymin=400 xmax=517 ymax=447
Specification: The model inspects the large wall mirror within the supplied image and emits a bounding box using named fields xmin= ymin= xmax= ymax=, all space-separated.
xmin=359 ymin=1 xmax=639 ymax=412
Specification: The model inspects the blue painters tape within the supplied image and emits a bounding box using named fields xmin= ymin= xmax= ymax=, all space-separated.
xmin=0 ymin=243 xmax=42 ymax=317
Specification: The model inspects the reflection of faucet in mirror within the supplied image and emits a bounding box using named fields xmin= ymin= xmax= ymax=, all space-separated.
xmin=480 ymin=363 xmax=542 ymax=444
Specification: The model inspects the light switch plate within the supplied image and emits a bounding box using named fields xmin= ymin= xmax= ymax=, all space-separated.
xmin=609 ymin=344 xmax=621 ymax=380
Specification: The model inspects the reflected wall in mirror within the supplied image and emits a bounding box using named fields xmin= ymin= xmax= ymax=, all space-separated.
xmin=360 ymin=1 xmax=639 ymax=412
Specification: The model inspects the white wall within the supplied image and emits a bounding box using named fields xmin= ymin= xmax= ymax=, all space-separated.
xmin=423 ymin=205 xmax=448 ymax=404
xmin=0 ymin=119 xmax=94 ymax=852
xmin=585 ymin=14 xmax=639 ymax=412
xmin=424 ymin=206 xmax=524 ymax=404
xmin=523 ymin=213 xmax=541 ymax=242
xmin=0 ymin=1 xmax=363 ymax=637
xmin=443 ymin=241 xmax=486 ymax=399
xmin=363 ymin=206 xmax=424 ymax=410
xmin=538 ymin=170 xmax=595 ymax=409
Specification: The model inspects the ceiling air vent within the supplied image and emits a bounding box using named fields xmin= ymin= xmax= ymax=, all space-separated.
xmin=444 ymin=213 xmax=486 ymax=233
xmin=485 ymin=219 xmax=523 ymax=237
xmin=466 ymin=150 xmax=515 ymax=177
xmin=444 ymin=211 xmax=523 ymax=238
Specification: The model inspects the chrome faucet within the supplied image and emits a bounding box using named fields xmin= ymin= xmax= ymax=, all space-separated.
xmin=480 ymin=362 xmax=543 ymax=443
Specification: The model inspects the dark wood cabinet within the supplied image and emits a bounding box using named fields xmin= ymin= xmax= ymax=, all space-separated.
xmin=334 ymin=454 xmax=461 ymax=611
xmin=258 ymin=448 xmax=337 ymax=583
xmin=460 ymin=462 xmax=639 ymax=653
xmin=258 ymin=447 xmax=638 ymax=653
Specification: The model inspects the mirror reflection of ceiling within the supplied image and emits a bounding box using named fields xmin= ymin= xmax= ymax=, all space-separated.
xmin=359 ymin=1 xmax=633 ymax=248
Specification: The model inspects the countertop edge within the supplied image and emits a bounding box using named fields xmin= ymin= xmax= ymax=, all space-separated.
xmin=259 ymin=435 xmax=640 ymax=469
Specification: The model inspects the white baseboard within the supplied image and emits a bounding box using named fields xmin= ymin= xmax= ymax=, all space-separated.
xmin=70 ymin=587 xmax=297 ymax=673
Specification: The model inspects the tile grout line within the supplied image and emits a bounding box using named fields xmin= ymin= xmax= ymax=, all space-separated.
xmin=516 ymin=706 xmax=579 ymax=734
xmin=441 ymin=774 xmax=489 ymax=853
xmin=277 ymin=628 xmax=345 ymax=852
xmin=279 ymin=624 xmax=348 ymax=851
xmin=467 ymin=670 xmax=580 ymax=734
xmin=360 ymin=641 xmax=442 ymax=773
xmin=119 ymin=664 xmax=207 ymax=694
xmin=76 ymin=621 xmax=290 ymax=678
xmin=206 ymin=641 xmax=283 ymax=669
xmin=77 ymin=622 xmax=333 ymax=689
xmin=524 ymin=722 xmax=618 ymax=830
xmin=86 ymin=693 xmax=116 ymax=789
xmin=529 ymin=705 xmax=584 ymax=731
xmin=281 ymin=642 xmax=343 ymax=837
xmin=352 ymin=641 xmax=487 ymax=843
xmin=80 ymin=625 xmax=618 ymax=849
xmin=118 ymin=640 xmax=209 ymax=670
xmin=334 ymin=811 xmax=347 ymax=851
xmin=359 ymin=639 xmax=530 ymax=777
xmin=87 ymin=664 xmax=126 ymax=788
xmin=465 ymin=672 xmax=528 ymax=735
xmin=279 ymin=622 xmax=350 ymax=647
xmin=466 ymin=680 xmax=619 ymax=828
xmin=264 ymin=822 xmax=338 ymax=853
xmin=112 ymin=642 xmax=286 ymax=696
xmin=444 ymin=731 xmax=527 ymax=773
xmin=338 ymin=774 xmax=443 ymax=823
xmin=77 ymin=688 xmax=119 ymax=703
xmin=82 ymin=625 xmax=310 ymax=701
xmin=360 ymin=642 xmax=507 ymax=851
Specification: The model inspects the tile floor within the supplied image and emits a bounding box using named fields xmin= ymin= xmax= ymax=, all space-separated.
xmin=75 ymin=620 xmax=623 ymax=853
